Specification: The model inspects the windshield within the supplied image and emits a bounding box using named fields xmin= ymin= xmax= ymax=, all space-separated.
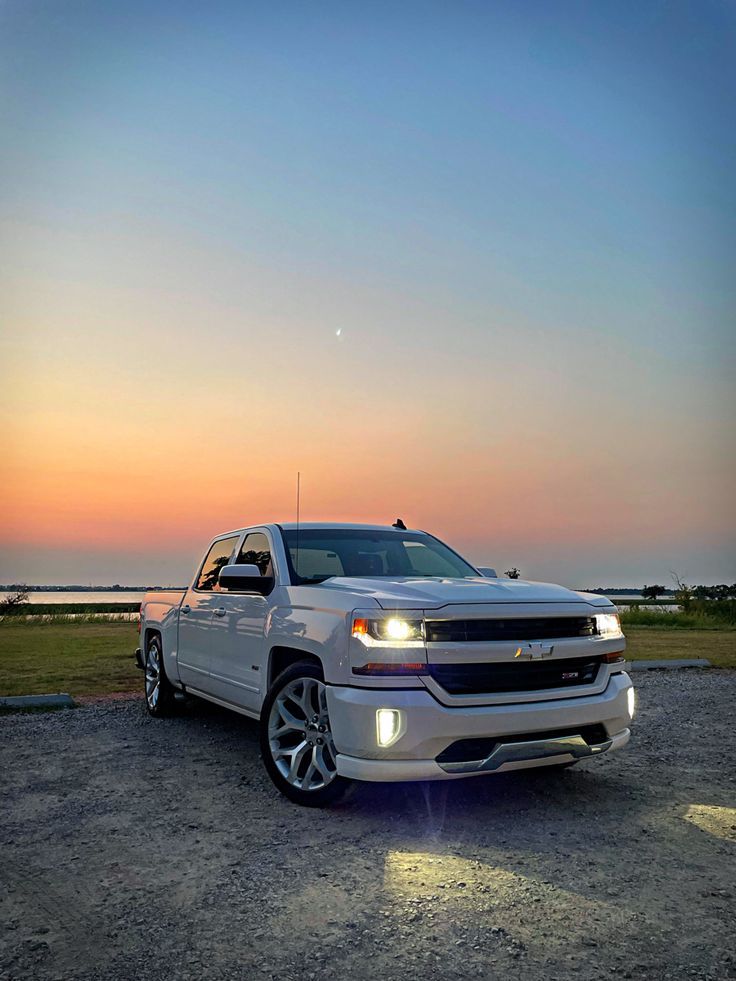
xmin=279 ymin=528 xmax=478 ymax=585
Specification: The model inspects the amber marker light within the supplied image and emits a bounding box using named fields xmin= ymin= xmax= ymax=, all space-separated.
xmin=351 ymin=618 xmax=369 ymax=639
xmin=603 ymin=651 xmax=625 ymax=663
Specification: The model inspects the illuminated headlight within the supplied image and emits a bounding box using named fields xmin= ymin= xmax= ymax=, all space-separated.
xmin=627 ymin=687 xmax=636 ymax=719
xmin=595 ymin=612 xmax=622 ymax=638
xmin=352 ymin=616 xmax=424 ymax=647
xmin=384 ymin=618 xmax=417 ymax=641
xmin=376 ymin=709 xmax=403 ymax=748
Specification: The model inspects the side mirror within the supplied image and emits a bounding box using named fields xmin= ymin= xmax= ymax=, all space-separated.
xmin=477 ymin=567 xmax=498 ymax=578
xmin=218 ymin=564 xmax=274 ymax=595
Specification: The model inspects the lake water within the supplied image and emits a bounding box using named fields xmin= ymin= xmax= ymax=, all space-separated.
xmin=4 ymin=591 xmax=150 ymax=604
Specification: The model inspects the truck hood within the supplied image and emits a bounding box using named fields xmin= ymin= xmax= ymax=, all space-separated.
xmin=317 ymin=577 xmax=612 ymax=610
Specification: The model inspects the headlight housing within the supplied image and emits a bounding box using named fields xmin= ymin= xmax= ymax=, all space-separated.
xmin=352 ymin=616 xmax=425 ymax=647
xmin=595 ymin=612 xmax=623 ymax=638
xmin=351 ymin=613 xmax=427 ymax=676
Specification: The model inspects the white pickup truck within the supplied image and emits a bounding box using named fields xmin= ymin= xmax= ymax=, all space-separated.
xmin=136 ymin=522 xmax=634 ymax=806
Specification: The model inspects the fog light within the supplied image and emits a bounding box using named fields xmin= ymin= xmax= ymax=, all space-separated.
xmin=376 ymin=709 xmax=402 ymax=748
xmin=627 ymin=687 xmax=636 ymax=719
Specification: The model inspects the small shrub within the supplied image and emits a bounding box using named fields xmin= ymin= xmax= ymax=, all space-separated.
xmin=0 ymin=589 xmax=30 ymax=613
xmin=621 ymin=601 xmax=736 ymax=630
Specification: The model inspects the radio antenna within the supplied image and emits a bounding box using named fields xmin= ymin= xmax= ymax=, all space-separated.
xmin=295 ymin=471 xmax=301 ymax=575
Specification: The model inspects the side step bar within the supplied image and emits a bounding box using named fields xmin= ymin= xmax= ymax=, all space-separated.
xmin=438 ymin=734 xmax=612 ymax=774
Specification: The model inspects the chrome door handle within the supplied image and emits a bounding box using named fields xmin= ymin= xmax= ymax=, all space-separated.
xmin=214 ymin=607 xmax=226 ymax=618
xmin=181 ymin=604 xmax=191 ymax=615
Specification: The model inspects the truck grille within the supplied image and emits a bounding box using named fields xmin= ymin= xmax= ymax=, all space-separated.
xmin=425 ymin=616 xmax=596 ymax=643
xmin=427 ymin=656 xmax=602 ymax=695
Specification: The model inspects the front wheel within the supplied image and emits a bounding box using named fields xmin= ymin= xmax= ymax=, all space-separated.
xmin=260 ymin=661 xmax=350 ymax=807
xmin=144 ymin=634 xmax=177 ymax=717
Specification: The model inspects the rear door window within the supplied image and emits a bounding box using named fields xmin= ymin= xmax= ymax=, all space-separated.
xmin=196 ymin=536 xmax=239 ymax=591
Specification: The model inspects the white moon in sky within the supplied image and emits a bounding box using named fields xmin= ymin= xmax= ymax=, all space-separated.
xmin=336 ymin=328 xmax=342 ymax=337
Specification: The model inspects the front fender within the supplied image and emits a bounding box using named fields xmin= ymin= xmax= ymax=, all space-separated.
xmin=267 ymin=605 xmax=350 ymax=684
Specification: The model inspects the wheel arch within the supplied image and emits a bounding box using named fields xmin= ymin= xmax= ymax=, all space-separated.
xmin=267 ymin=646 xmax=323 ymax=689
xmin=143 ymin=626 xmax=162 ymax=649
xmin=142 ymin=627 xmax=182 ymax=688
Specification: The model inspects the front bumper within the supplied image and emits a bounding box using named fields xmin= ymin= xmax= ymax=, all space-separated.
xmin=326 ymin=671 xmax=633 ymax=782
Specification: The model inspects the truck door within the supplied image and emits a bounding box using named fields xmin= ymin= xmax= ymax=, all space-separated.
xmin=206 ymin=530 xmax=274 ymax=713
xmin=177 ymin=535 xmax=240 ymax=690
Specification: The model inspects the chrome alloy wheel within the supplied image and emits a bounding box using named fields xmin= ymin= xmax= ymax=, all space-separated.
xmin=145 ymin=639 xmax=162 ymax=711
xmin=268 ymin=677 xmax=338 ymax=792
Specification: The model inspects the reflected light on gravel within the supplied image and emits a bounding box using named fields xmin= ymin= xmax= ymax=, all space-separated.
xmin=384 ymin=851 xmax=517 ymax=899
xmin=683 ymin=805 xmax=736 ymax=841
xmin=383 ymin=851 xmax=631 ymax=942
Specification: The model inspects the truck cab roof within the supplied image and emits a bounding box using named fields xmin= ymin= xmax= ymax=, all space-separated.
xmin=218 ymin=522 xmax=420 ymax=537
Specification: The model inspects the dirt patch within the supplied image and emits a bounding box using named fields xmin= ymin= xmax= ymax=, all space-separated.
xmin=74 ymin=691 xmax=140 ymax=706
xmin=1 ymin=672 xmax=734 ymax=980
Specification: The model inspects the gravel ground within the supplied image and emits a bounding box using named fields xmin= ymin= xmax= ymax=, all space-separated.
xmin=1 ymin=671 xmax=735 ymax=981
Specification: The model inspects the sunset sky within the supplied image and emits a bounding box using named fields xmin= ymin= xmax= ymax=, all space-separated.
xmin=1 ymin=0 xmax=734 ymax=587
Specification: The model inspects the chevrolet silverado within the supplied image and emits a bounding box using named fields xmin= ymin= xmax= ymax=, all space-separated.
xmin=135 ymin=523 xmax=633 ymax=806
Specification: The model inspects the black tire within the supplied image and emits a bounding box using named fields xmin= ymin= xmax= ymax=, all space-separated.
xmin=260 ymin=660 xmax=350 ymax=807
xmin=143 ymin=633 xmax=177 ymax=717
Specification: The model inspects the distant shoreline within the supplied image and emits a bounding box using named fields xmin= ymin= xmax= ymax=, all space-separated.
xmin=0 ymin=586 xmax=186 ymax=592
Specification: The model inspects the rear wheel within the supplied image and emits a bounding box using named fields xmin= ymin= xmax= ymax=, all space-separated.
xmin=260 ymin=661 xmax=350 ymax=807
xmin=144 ymin=634 xmax=177 ymax=717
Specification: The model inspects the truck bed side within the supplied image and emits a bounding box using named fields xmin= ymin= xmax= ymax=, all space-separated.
xmin=140 ymin=591 xmax=186 ymax=685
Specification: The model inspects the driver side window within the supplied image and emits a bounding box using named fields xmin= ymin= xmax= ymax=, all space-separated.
xmin=236 ymin=532 xmax=273 ymax=577
xmin=196 ymin=536 xmax=239 ymax=591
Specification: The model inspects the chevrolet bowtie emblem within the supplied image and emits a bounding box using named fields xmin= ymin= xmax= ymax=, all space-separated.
xmin=515 ymin=642 xmax=554 ymax=659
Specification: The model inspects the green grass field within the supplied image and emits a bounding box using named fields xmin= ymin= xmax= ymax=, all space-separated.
xmin=0 ymin=621 xmax=140 ymax=697
xmin=0 ymin=621 xmax=734 ymax=698
xmin=623 ymin=626 xmax=735 ymax=669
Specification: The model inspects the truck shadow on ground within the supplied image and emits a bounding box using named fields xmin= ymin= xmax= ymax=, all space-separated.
xmin=167 ymin=690 xmax=735 ymax=866
xmin=157 ymin=692 xmax=734 ymax=979
xmin=172 ymin=690 xmax=636 ymax=823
